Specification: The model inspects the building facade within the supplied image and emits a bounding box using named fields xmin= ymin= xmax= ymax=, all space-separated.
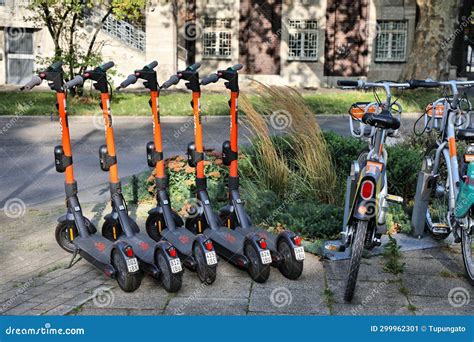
xmin=0 ymin=0 xmax=419 ymax=87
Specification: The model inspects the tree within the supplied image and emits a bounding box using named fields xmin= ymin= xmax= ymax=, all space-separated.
xmin=25 ymin=0 xmax=145 ymax=91
xmin=400 ymin=0 xmax=465 ymax=80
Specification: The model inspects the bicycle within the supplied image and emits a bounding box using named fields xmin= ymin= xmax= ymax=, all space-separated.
xmin=330 ymin=80 xmax=410 ymax=301
xmin=410 ymin=79 xmax=474 ymax=285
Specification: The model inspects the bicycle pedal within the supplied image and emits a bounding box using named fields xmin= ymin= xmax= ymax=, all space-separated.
xmin=386 ymin=194 xmax=403 ymax=204
xmin=432 ymin=223 xmax=449 ymax=234
xmin=324 ymin=242 xmax=346 ymax=252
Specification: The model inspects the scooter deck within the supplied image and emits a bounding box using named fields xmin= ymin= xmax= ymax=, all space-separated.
xmin=120 ymin=232 xmax=157 ymax=265
xmin=203 ymin=226 xmax=246 ymax=259
xmin=73 ymin=235 xmax=114 ymax=267
xmin=234 ymin=226 xmax=277 ymax=251
xmin=161 ymin=226 xmax=196 ymax=256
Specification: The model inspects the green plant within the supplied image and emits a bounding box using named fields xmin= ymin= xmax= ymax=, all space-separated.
xmin=386 ymin=204 xmax=412 ymax=234
xmin=383 ymin=234 xmax=405 ymax=275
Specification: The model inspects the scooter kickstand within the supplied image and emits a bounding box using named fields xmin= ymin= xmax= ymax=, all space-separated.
xmin=65 ymin=248 xmax=82 ymax=269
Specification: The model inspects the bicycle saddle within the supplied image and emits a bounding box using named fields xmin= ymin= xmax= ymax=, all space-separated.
xmin=362 ymin=110 xmax=400 ymax=130
xmin=457 ymin=128 xmax=474 ymax=141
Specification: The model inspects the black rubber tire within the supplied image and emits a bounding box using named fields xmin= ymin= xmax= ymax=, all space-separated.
xmin=102 ymin=218 xmax=123 ymax=242
xmin=111 ymin=249 xmax=142 ymax=292
xmin=55 ymin=218 xmax=96 ymax=254
xmin=277 ymin=239 xmax=303 ymax=280
xmin=461 ymin=226 xmax=474 ymax=285
xmin=344 ymin=220 xmax=368 ymax=302
xmin=156 ymin=251 xmax=182 ymax=293
xmin=146 ymin=213 xmax=163 ymax=242
xmin=193 ymin=243 xmax=217 ymax=284
xmin=245 ymin=242 xmax=270 ymax=283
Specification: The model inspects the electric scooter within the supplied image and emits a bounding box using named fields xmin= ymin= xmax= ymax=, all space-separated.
xmin=201 ymin=64 xmax=305 ymax=279
xmin=64 ymin=62 xmax=184 ymax=292
xmin=117 ymin=61 xmax=218 ymax=284
xmin=161 ymin=63 xmax=272 ymax=282
xmin=21 ymin=61 xmax=142 ymax=292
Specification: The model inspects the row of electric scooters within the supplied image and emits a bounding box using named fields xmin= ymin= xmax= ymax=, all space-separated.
xmin=20 ymin=61 xmax=305 ymax=293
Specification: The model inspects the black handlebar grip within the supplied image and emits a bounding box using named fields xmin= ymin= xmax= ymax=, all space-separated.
xmin=20 ymin=75 xmax=42 ymax=91
xmin=50 ymin=61 xmax=63 ymax=71
xmin=64 ymin=75 xmax=84 ymax=89
xmin=188 ymin=63 xmax=201 ymax=71
xmin=201 ymin=74 xmax=219 ymax=85
xmin=145 ymin=61 xmax=158 ymax=70
xmin=408 ymin=79 xmax=440 ymax=89
xmin=118 ymin=74 xmax=137 ymax=90
xmin=100 ymin=61 xmax=114 ymax=72
xmin=337 ymin=80 xmax=359 ymax=87
xmin=161 ymin=75 xmax=180 ymax=89
xmin=231 ymin=64 xmax=243 ymax=71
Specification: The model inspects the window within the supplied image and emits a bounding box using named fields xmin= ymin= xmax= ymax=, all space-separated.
xmin=287 ymin=19 xmax=318 ymax=61
xmin=203 ymin=18 xmax=232 ymax=59
xmin=375 ymin=21 xmax=408 ymax=62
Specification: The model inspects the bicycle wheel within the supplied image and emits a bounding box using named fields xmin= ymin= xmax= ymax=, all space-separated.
xmin=425 ymin=145 xmax=451 ymax=240
xmin=344 ymin=220 xmax=368 ymax=302
xmin=461 ymin=223 xmax=474 ymax=285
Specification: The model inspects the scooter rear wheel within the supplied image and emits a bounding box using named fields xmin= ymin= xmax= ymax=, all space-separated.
xmin=245 ymin=242 xmax=270 ymax=283
xmin=277 ymin=239 xmax=303 ymax=280
xmin=156 ymin=251 xmax=182 ymax=293
xmin=111 ymin=249 xmax=142 ymax=292
xmin=193 ymin=243 xmax=217 ymax=284
xmin=55 ymin=218 xmax=96 ymax=253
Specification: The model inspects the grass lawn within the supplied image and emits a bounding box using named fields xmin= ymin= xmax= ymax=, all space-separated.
xmin=0 ymin=88 xmax=439 ymax=116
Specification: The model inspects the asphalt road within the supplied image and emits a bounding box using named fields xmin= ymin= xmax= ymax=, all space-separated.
xmin=0 ymin=115 xmax=417 ymax=208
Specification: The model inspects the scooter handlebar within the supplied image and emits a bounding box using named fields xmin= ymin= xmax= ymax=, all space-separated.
xmin=161 ymin=75 xmax=180 ymax=89
xmin=99 ymin=61 xmax=114 ymax=72
xmin=201 ymin=73 xmax=219 ymax=85
xmin=20 ymin=75 xmax=42 ymax=91
xmin=407 ymin=79 xmax=440 ymax=89
xmin=145 ymin=61 xmax=158 ymax=70
xmin=117 ymin=74 xmax=137 ymax=90
xmin=64 ymin=75 xmax=84 ymax=89
xmin=49 ymin=60 xmax=63 ymax=71
xmin=187 ymin=63 xmax=201 ymax=71
xmin=231 ymin=64 xmax=243 ymax=71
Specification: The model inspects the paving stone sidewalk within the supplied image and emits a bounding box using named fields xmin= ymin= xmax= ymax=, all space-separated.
xmin=0 ymin=203 xmax=472 ymax=316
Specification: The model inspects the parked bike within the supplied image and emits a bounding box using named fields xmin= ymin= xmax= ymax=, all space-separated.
xmin=410 ymin=79 xmax=474 ymax=285
xmin=329 ymin=80 xmax=410 ymax=301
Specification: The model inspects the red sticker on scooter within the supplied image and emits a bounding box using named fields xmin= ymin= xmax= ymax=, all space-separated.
xmin=139 ymin=241 xmax=149 ymax=251
xmin=225 ymin=233 xmax=236 ymax=243
xmin=179 ymin=235 xmax=189 ymax=244
xmin=95 ymin=242 xmax=106 ymax=252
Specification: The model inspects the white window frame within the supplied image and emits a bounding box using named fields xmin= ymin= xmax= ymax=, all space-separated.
xmin=203 ymin=18 xmax=232 ymax=60
xmin=287 ymin=19 xmax=318 ymax=62
xmin=375 ymin=20 xmax=408 ymax=63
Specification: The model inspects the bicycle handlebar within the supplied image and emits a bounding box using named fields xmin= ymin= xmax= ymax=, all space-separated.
xmin=407 ymin=79 xmax=440 ymax=89
xmin=161 ymin=75 xmax=180 ymax=89
xmin=64 ymin=75 xmax=84 ymax=89
xmin=20 ymin=75 xmax=42 ymax=91
xmin=337 ymin=80 xmax=361 ymax=87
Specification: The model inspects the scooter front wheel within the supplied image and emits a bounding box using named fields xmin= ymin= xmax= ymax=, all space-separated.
xmin=55 ymin=218 xmax=97 ymax=253
xmin=344 ymin=220 xmax=368 ymax=302
xmin=112 ymin=249 xmax=142 ymax=292
xmin=146 ymin=213 xmax=164 ymax=241
xmin=193 ymin=243 xmax=217 ymax=284
xmin=277 ymin=239 xmax=303 ymax=280
xmin=156 ymin=251 xmax=182 ymax=293
xmin=102 ymin=218 xmax=123 ymax=242
xmin=245 ymin=242 xmax=270 ymax=283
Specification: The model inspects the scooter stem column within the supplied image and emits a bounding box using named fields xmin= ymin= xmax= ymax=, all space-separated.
xmin=56 ymin=92 xmax=75 ymax=185
xmin=193 ymin=91 xmax=205 ymax=180
xmin=150 ymin=90 xmax=165 ymax=179
xmin=229 ymin=91 xmax=239 ymax=179
xmin=100 ymin=92 xmax=120 ymax=184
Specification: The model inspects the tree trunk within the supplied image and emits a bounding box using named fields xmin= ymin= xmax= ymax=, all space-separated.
xmin=400 ymin=0 xmax=463 ymax=80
